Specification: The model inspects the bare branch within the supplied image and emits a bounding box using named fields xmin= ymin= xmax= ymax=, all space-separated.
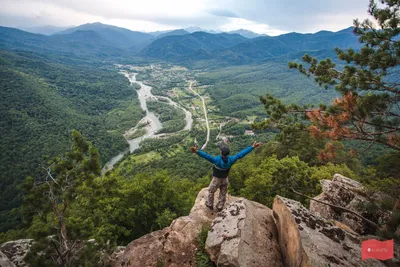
xmin=42 ymin=165 xmax=60 ymax=186
xmin=291 ymin=188 xmax=380 ymax=230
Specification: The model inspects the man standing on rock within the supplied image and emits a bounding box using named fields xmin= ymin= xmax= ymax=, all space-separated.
xmin=190 ymin=142 xmax=262 ymax=211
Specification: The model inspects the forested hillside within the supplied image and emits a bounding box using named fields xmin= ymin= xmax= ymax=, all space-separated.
xmin=0 ymin=50 xmax=142 ymax=231
xmin=141 ymin=27 xmax=361 ymax=67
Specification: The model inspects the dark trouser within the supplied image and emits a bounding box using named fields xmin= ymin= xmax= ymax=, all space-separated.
xmin=206 ymin=177 xmax=228 ymax=210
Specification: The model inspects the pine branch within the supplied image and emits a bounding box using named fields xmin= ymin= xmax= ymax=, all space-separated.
xmin=291 ymin=188 xmax=380 ymax=230
xmin=354 ymin=118 xmax=400 ymax=131
xmin=348 ymin=135 xmax=400 ymax=151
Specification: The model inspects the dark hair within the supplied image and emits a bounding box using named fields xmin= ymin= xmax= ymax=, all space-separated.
xmin=220 ymin=146 xmax=230 ymax=157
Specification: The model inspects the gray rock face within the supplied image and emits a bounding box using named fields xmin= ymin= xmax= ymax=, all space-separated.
xmin=111 ymin=228 xmax=168 ymax=267
xmin=111 ymin=188 xmax=238 ymax=267
xmin=0 ymin=251 xmax=15 ymax=267
xmin=206 ymin=199 xmax=283 ymax=267
xmin=0 ymin=239 xmax=33 ymax=267
xmin=310 ymin=174 xmax=392 ymax=234
xmin=273 ymin=195 xmax=385 ymax=267
xmin=111 ymin=175 xmax=395 ymax=267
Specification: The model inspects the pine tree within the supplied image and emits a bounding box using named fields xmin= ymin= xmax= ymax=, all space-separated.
xmin=256 ymin=0 xmax=400 ymax=238
xmin=258 ymin=0 xmax=399 ymax=153
xmin=23 ymin=130 xmax=102 ymax=266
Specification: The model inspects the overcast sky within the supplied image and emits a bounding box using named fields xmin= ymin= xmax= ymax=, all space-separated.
xmin=0 ymin=0 xmax=372 ymax=35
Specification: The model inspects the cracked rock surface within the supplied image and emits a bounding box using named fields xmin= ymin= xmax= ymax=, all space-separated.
xmin=0 ymin=239 xmax=33 ymax=267
xmin=273 ymin=195 xmax=385 ymax=267
xmin=110 ymin=188 xmax=238 ymax=267
xmin=310 ymin=174 xmax=392 ymax=234
xmin=206 ymin=199 xmax=283 ymax=267
xmin=0 ymin=250 xmax=15 ymax=267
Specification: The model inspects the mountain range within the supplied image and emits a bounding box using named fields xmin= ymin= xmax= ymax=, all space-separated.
xmin=0 ymin=22 xmax=360 ymax=66
xmin=140 ymin=26 xmax=360 ymax=66
xmin=22 ymin=25 xmax=71 ymax=35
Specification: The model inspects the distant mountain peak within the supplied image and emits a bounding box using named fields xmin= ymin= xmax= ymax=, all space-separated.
xmin=52 ymin=22 xmax=155 ymax=51
xmin=336 ymin=26 xmax=355 ymax=34
xmin=184 ymin=26 xmax=204 ymax=33
xmin=81 ymin=22 xmax=109 ymax=27
xmin=156 ymin=29 xmax=189 ymax=39
xmin=227 ymin=29 xmax=266 ymax=38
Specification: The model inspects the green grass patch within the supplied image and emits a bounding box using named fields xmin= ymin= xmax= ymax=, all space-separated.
xmin=129 ymin=151 xmax=162 ymax=164
xmin=126 ymin=128 xmax=147 ymax=139
xmin=196 ymin=225 xmax=215 ymax=267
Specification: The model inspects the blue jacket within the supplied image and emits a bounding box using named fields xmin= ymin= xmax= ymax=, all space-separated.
xmin=197 ymin=146 xmax=254 ymax=178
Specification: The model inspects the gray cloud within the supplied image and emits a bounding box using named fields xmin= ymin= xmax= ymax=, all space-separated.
xmin=207 ymin=8 xmax=238 ymax=18
xmin=224 ymin=0 xmax=370 ymax=31
xmin=0 ymin=14 xmax=40 ymax=28
xmin=0 ymin=0 xmax=372 ymax=33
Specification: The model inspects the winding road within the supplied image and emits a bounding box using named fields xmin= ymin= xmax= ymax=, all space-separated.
xmin=188 ymin=81 xmax=210 ymax=150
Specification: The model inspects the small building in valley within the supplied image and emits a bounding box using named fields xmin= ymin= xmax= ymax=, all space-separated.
xmin=244 ymin=130 xmax=255 ymax=136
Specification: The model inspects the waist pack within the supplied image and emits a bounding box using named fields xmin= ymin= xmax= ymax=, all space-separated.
xmin=212 ymin=165 xmax=230 ymax=178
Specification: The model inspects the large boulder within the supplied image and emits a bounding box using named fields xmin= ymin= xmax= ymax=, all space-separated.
xmin=273 ymin=195 xmax=385 ymax=267
xmin=310 ymin=174 xmax=392 ymax=234
xmin=0 ymin=239 xmax=33 ymax=267
xmin=111 ymin=188 xmax=238 ymax=267
xmin=0 ymin=251 xmax=15 ymax=267
xmin=206 ymin=199 xmax=283 ymax=267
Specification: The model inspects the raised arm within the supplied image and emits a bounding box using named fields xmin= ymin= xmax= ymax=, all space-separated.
xmin=231 ymin=141 xmax=262 ymax=162
xmin=231 ymin=146 xmax=253 ymax=162
xmin=197 ymin=150 xmax=218 ymax=164
xmin=190 ymin=146 xmax=217 ymax=164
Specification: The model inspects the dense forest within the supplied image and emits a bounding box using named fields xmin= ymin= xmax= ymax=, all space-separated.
xmin=0 ymin=50 xmax=142 ymax=231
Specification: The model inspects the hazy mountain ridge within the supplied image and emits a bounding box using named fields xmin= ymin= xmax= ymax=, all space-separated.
xmin=1 ymin=23 xmax=360 ymax=66
xmin=54 ymin=22 xmax=155 ymax=51
xmin=273 ymin=26 xmax=359 ymax=51
xmin=156 ymin=29 xmax=189 ymax=39
xmin=141 ymin=27 xmax=359 ymax=66
xmin=0 ymin=26 xmax=127 ymax=58
xmin=228 ymin=29 xmax=267 ymax=38
xmin=140 ymin=32 xmax=249 ymax=61
xmin=23 ymin=25 xmax=72 ymax=35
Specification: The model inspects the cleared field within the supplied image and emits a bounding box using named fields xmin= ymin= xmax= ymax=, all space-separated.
xmin=129 ymin=151 xmax=162 ymax=164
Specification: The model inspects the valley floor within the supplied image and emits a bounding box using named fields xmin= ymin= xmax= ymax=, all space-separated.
xmin=103 ymin=63 xmax=271 ymax=177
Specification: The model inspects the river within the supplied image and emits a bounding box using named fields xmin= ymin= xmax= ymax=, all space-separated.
xmin=102 ymin=70 xmax=193 ymax=172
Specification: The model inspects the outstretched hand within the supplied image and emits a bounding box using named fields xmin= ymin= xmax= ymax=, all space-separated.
xmin=252 ymin=141 xmax=262 ymax=148
xmin=190 ymin=146 xmax=198 ymax=153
